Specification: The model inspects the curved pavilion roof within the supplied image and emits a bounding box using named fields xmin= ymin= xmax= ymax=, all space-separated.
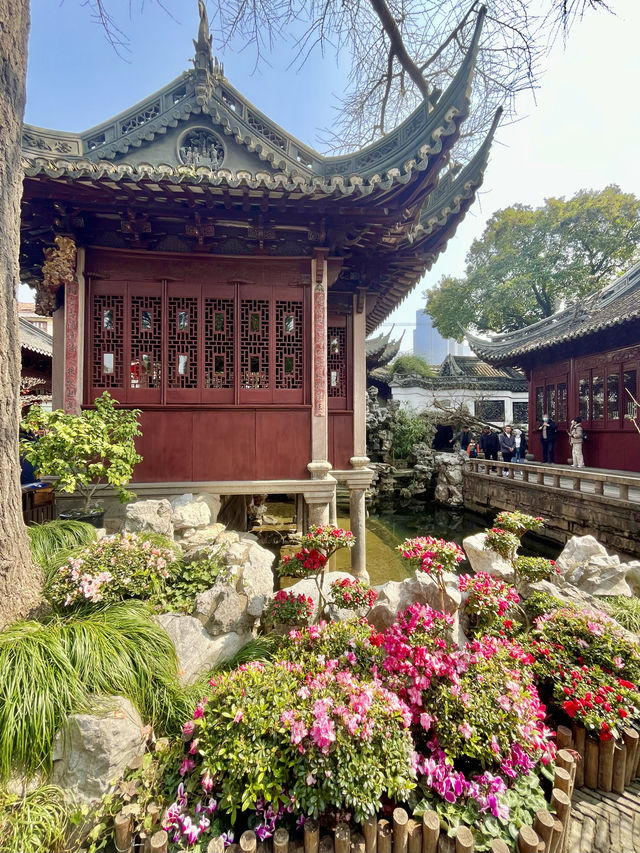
xmin=466 ymin=261 xmax=640 ymax=367
xmin=20 ymin=4 xmax=499 ymax=333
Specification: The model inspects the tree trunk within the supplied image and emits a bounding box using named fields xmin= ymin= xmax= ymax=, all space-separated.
xmin=0 ymin=0 xmax=43 ymax=629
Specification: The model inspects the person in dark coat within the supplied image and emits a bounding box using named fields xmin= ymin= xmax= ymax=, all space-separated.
xmin=499 ymin=425 xmax=516 ymax=476
xmin=537 ymin=414 xmax=557 ymax=463
xmin=449 ymin=426 xmax=472 ymax=451
xmin=479 ymin=427 xmax=500 ymax=471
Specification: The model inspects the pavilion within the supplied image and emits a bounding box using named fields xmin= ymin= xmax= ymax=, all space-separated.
xmin=19 ymin=3 xmax=498 ymax=577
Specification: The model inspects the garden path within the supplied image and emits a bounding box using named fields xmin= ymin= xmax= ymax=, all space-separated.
xmin=566 ymin=779 xmax=640 ymax=852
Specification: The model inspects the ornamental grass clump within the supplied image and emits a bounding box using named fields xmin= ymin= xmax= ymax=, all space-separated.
xmin=278 ymin=526 xmax=355 ymax=620
xmin=0 ymin=785 xmax=72 ymax=853
xmin=48 ymin=532 xmax=176 ymax=608
xmin=166 ymin=658 xmax=415 ymax=847
xmin=457 ymin=573 xmax=520 ymax=635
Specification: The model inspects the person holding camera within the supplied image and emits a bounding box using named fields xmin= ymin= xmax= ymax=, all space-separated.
xmin=537 ymin=413 xmax=557 ymax=463
xmin=569 ymin=417 xmax=585 ymax=468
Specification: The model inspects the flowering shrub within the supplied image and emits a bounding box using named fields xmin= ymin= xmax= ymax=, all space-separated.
xmin=277 ymin=527 xmax=355 ymax=622
xmin=532 ymin=606 xmax=640 ymax=685
xmin=398 ymin=536 xmax=465 ymax=575
xmin=49 ymin=532 xmax=175 ymax=607
xmin=278 ymin=527 xmax=355 ymax=579
xmin=554 ymin=664 xmax=640 ymax=741
xmin=513 ymin=556 xmax=557 ymax=585
xmin=483 ymin=528 xmax=520 ymax=562
xmin=263 ymin=590 xmax=314 ymax=628
xmin=169 ymin=658 xmax=415 ymax=840
xmin=279 ymin=620 xmax=385 ymax=680
xmin=329 ymin=578 xmax=378 ymax=611
xmin=493 ymin=512 xmax=544 ymax=537
xmin=458 ymin=573 xmax=520 ymax=634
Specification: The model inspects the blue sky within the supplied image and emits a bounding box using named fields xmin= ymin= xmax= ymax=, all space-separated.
xmin=24 ymin=0 xmax=640 ymax=337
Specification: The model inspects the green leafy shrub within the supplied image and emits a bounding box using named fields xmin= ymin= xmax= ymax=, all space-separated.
xmin=21 ymin=391 xmax=142 ymax=513
xmin=389 ymin=355 xmax=435 ymax=378
xmin=49 ymin=533 xmax=177 ymax=608
xmin=390 ymin=408 xmax=431 ymax=460
xmin=159 ymin=546 xmax=229 ymax=613
xmin=0 ymin=785 xmax=72 ymax=853
xmin=483 ymin=528 xmax=520 ymax=561
xmin=493 ymin=512 xmax=544 ymax=537
xmin=279 ymin=620 xmax=385 ymax=679
xmin=263 ymin=590 xmax=314 ymax=628
xmin=513 ymin=556 xmax=557 ymax=584
xmin=520 ymin=590 xmax=565 ymax=621
xmin=0 ymin=602 xmax=183 ymax=778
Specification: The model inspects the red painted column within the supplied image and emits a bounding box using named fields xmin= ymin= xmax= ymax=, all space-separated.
xmin=63 ymin=247 xmax=84 ymax=414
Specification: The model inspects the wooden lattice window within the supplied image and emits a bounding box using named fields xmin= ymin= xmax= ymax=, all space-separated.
xmin=327 ymin=327 xmax=346 ymax=397
xmin=275 ymin=300 xmax=303 ymax=390
xmin=92 ymin=293 xmax=124 ymax=389
xmin=168 ymin=296 xmax=198 ymax=388
xmin=240 ymin=298 xmax=270 ymax=390
xmin=204 ymin=297 xmax=234 ymax=390
xmin=130 ymin=295 xmax=162 ymax=389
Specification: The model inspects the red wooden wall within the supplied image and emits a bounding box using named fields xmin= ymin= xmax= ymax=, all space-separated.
xmin=528 ymin=343 xmax=640 ymax=471
xmin=83 ymin=248 xmax=354 ymax=482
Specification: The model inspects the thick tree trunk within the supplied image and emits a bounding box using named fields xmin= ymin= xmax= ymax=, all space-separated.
xmin=0 ymin=0 xmax=43 ymax=629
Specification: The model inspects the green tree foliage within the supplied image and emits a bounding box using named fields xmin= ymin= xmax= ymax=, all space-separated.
xmin=426 ymin=185 xmax=640 ymax=339
xmin=389 ymin=354 xmax=435 ymax=377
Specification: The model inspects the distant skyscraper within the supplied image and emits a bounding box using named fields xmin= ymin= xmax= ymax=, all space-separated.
xmin=413 ymin=309 xmax=470 ymax=363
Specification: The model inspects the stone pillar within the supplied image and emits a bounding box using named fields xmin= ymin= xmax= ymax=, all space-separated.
xmin=63 ymin=246 xmax=85 ymax=414
xmin=329 ymin=492 xmax=338 ymax=527
xmin=349 ymin=487 xmax=369 ymax=582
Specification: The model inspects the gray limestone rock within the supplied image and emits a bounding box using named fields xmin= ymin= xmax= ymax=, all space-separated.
xmin=555 ymin=535 xmax=608 ymax=573
xmin=52 ymin=696 xmax=147 ymax=804
xmin=193 ymin=578 xmax=252 ymax=635
xmin=462 ymin=532 xmax=515 ymax=582
xmin=178 ymin=522 xmax=226 ymax=551
xmin=124 ymin=499 xmax=173 ymax=537
xmin=155 ymin=612 xmax=251 ymax=685
xmin=555 ymin=535 xmax=632 ymax=597
xmin=171 ymin=494 xmax=212 ymax=531
xmin=285 ymin=571 xmax=356 ymax=622
xmin=625 ymin=561 xmax=640 ymax=597
xmin=237 ymin=542 xmax=276 ymax=617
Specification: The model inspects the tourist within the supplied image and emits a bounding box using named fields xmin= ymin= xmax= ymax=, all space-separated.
xmin=467 ymin=440 xmax=478 ymax=458
xmin=569 ymin=417 xmax=585 ymax=468
xmin=537 ymin=413 xmax=557 ymax=463
xmin=499 ymin=425 xmax=516 ymax=476
xmin=479 ymin=427 xmax=500 ymax=471
xmin=450 ymin=426 xmax=473 ymax=451
xmin=513 ymin=428 xmax=527 ymax=462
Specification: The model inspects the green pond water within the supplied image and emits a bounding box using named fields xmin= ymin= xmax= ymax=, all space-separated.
xmin=271 ymin=501 xmax=560 ymax=587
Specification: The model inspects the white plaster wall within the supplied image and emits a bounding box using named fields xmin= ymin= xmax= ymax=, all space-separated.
xmin=389 ymin=385 xmax=529 ymax=426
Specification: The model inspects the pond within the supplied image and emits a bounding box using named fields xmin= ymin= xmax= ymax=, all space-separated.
xmin=332 ymin=505 xmax=560 ymax=587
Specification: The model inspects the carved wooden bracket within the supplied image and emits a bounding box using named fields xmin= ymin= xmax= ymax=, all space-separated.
xmin=36 ymin=235 xmax=77 ymax=316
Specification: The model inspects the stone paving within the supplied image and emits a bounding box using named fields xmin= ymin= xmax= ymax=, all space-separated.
xmin=566 ymin=780 xmax=640 ymax=852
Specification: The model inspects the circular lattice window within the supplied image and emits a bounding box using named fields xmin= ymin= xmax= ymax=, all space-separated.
xmin=177 ymin=128 xmax=225 ymax=168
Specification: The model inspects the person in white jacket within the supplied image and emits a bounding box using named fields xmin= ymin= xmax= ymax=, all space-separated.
xmin=569 ymin=417 xmax=585 ymax=468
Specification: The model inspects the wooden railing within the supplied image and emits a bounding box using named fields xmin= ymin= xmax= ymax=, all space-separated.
xmin=465 ymin=458 xmax=640 ymax=505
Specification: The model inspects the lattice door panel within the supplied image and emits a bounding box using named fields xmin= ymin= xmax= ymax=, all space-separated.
xmin=168 ymin=297 xmax=199 ymax=388
xmin=275 ymin=300 xmax=303 ymax=390
xmin=240 ymin=298 xmax=270 ymax=390
xmin=204 ymin=297 xmax=234 ymax=389
xmin=91 ymin=293 xmax=124 ymax=389
xmin=130 ymin=295 xmax=162 ymax=389
xmin=327 ymin=327 xmax=346 ymax=397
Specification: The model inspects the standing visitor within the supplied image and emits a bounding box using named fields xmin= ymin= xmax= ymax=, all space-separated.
xmin=537 ymin=414 xmax=557 ymax=463
xmin=569 ymin=417 xmax=585 ymax=468
xmin=479 ymin=427 xmax=500 ymax=472
xmin=513 ymin=428 xmax=527 ymax=462
xmin=499 ymin=425 xmax=516 ymax=476
xmin=467 ymin=440 xmax=478 ymax=458
xmin=449 ymin=426 xmax=473 ymax=451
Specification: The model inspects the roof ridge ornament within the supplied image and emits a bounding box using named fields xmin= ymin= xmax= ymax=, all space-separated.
xmin=192 ymin=1 xmax=223 ymax=104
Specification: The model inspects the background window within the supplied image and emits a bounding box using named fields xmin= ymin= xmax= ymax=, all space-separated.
xmin=607 ymin=374 xmax=619 ymax=420
xmin=535 ymin=387 xmax=544 ymax=421
xmin=474 ymin=399 xmax=505 ymax=421
xmin=557 ymin=383 xmax=567 ymax=422
xmin=579 ymin=377 xmax=590 ymax=422
xmin=513 ymin=401 xmax=529 ymax=424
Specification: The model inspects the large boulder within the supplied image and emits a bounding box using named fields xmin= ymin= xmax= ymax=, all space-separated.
xmin=178 ymin=523 xmax=226 ymax=553
xmin=462 ymin=532 xmax=514 ymax=582
xmin=433 ymin=454 xmax=465 ymax=507
xmin=555 ymin=535 xmax=632 ymax=597
xmin=124 ymin=499 xmax=173 ymax=537
xmin=52 ymin=696 xmax=147 ymax=804
xmin=625 ymin=561 xmax=640 ymax=597
xmin=285 ymin=571 xmax=356 ymax=622
xmin=368 ymin=570 xmax=462 ymax=643
xmin=155 ymin=613 xmax=251 ymax=685
xmin=555 ymin=535 xmax=608 ymax=573
xmin=171 ymin=494 xmax=214 ymax=531
xmin=193 ymin=577 xmax=253 ymax=636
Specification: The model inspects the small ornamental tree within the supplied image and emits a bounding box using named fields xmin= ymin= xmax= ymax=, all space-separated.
xmin=277 ymin=526 xmax=355 ymax=622
xmin=20 ymin=392 xmax=142 ymax=515
xmin=484 ymin=512 xmax=551 ymax=592
xmin=398 ymin=536 xmax=464 ymax=613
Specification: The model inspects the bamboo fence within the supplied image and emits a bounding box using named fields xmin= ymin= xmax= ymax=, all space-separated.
xmin=556 ymin=722 xmax=640 ymax=795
